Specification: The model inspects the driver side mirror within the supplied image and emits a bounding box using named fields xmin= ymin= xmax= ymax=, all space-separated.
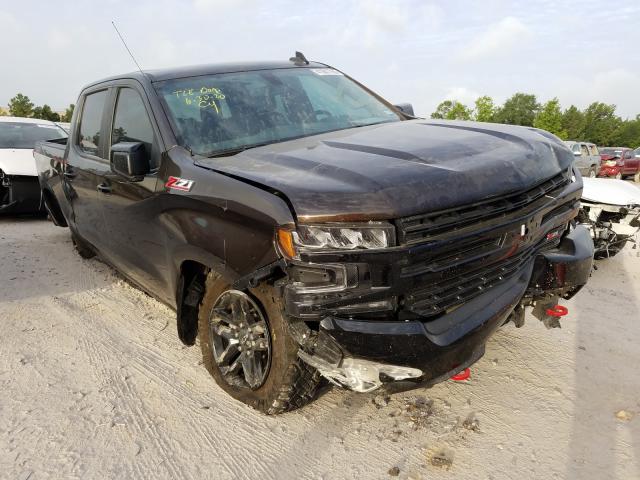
xmin=110 ymin=142 xmax=149 ymax=180
xmin=573 ymin=151 xmax=582 ymax=156
xmin=394 ymin=103 xmax=415 ymax=117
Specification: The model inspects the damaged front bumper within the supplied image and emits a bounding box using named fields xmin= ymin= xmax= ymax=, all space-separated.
xmin=278 ymin=172 xmax=594 ymax=392
xmin=0 ymin=173 xmax=43 ymax=214
xmin=288 ymin=226 xmax=593 ymax=392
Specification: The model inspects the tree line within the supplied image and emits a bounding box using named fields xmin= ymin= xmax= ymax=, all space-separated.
xmin=1 ymin=93 xmax=74 ymax=123
xmin=431 ymin=93 xmax=640 ymax=148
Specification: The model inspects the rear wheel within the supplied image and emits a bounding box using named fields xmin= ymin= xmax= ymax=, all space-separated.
xmin=198 ymin=274 xmax=321 ymax=414
xmin=588 ymin=167 xmax=597 ymax=178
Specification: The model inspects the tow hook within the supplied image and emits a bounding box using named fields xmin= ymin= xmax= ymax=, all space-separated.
xmin=450 ymin=368 xmax=471 ymax=382
xmin=532 ymin=297 xmax=568 ymax=329
xmin=546 ymin=305 xmax=568 ymax=317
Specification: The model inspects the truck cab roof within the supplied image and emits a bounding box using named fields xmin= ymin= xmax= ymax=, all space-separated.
xmin=83 ymin=61 xmax=329 ymax=90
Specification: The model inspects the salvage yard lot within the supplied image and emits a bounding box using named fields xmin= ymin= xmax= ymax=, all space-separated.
xmin=1 ymin=218 xmax=639 ymax=480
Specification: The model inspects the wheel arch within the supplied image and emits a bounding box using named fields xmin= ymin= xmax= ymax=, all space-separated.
xmin=41 ymin=187 xmax=68 ymax=227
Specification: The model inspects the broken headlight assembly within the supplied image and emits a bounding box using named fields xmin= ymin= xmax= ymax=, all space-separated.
xmin=277 ymin=222 xmax=395 ymax=259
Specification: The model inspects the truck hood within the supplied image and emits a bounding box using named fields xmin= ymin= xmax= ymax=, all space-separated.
xmin=582 ymin=178 xmax=640 ymax=206
xmin=0 ymin=148 xmax=38 ymax=176
xmin=196 ymin=120 xmax=573 ymax=222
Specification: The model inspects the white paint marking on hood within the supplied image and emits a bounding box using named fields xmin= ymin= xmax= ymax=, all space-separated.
xmin=582 ymin=178 xmax=640 ymax=206
xmin=0 ymin=148 xmax=38 ymax=176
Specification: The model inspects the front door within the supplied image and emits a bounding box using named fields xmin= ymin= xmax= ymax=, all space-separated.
xmin=97 ymin=85 xmax=167 ymax=299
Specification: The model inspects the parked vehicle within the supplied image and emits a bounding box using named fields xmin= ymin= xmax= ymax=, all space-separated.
xmin=635 ymin=147 xmax=640 ymax=158
xmin=565 ymin=141 xmax=601 ymax=177
xmin=0 ymin=116 xmax=67 ymax=214
xmin=598 ymin=147 xmax=640 ymax=181
xmin=35 ymin=56 xmax=594 ymax=413
xmin=578 ymin=178 xmax=640 ymax=258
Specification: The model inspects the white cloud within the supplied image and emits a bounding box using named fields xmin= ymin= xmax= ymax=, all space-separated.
xmin=48 ymin=29 xmax=72 ymax=50
xmin=0 ymin=10 xmax=20 ymax=33
xmin=193 ymin=0 xmax=253 ymax=12
xmin=358 ymin=1 xmax=409 ymax=34
xmin=553 ymin=68 xmax=640 ymax=119
xmin=444 ymin=86 xmax=480 ymax=105
xmin=458 ymin=16 xmax=532 ymax=61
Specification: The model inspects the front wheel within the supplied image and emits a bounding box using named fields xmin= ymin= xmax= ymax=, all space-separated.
xmin=615 ymin=172 xmax=623 ymax=180
xmin=198 ymin=274 xmax=321 ymax=414
xmin=634 ymin=171 xmax=640 ymax=183
xmin=588 ymin=167 xmax=597 ymax=178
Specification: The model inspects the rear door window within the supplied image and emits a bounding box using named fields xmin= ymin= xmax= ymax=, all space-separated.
xmin=78 ymin=90 xmax=108 ymax=157
xmin=110 ymin=88 xmax=156 ymax=167
xmin=588 ymin=145 xmax=599 ymax=156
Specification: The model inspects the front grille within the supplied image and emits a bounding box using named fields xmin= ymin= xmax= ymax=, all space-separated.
xmin=397 ymin=172 xmax=570 ymax=245
xmin=395 ymin=171 xmax=578 ymax=319
xmin=404 ymin=236 xmax=560 ymax=317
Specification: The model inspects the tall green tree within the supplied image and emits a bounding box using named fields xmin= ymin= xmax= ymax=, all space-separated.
xmin=494 ymin=93 xmax=539 ymax=126
xmin=8 ymin=93 xmax=34 ymax=117
xmin=612 ymin=115 xmax=640 ymax=149
xmin=534 ymin=98 xmax=567 ymax=138
xmin=474 ymin=95 xmax=496 ymax=122
xmin=431 ymin=100 xmax=472 ymax=120
xmin=582 ymin=102 xmax=621 ymax=146
xmin=561 ymin=105 xmax=585 ymax=140
xmin=32 ymin=104 xmax=61 ymax=122
xmin=61 ymin=104 xmax=75 ymax=122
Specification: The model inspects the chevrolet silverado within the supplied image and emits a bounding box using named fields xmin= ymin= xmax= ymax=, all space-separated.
xmin=35 ymin=54 xmax=594 ymax=413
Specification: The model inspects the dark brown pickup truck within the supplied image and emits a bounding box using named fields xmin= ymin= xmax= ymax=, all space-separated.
xmin=35 ymin=54 xmax=594 ymax=413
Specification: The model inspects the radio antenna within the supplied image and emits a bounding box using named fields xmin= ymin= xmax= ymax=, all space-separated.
xmin=111 ymin=21 xmax=145 ymax=74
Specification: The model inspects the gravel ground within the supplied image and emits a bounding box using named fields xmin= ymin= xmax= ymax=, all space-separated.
xmin=1 ymin=218 xmax=639 ymax=480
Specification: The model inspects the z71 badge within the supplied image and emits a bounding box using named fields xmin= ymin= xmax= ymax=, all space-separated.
xmin=165 ymin=176 xmax=195 ymax=192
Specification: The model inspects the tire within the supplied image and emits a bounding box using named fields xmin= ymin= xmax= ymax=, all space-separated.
xmin=198 ymin=273 xmax=321 ymax=414
xmin=588 ymin=167 xmax=597 ymax=178
xmin=634 ymin=171 xmax=640 ymax=183
xmin=615 ymin=172 xmax=623 ymax=180
xmin=71 ymin=231 xmax=95 ymax=259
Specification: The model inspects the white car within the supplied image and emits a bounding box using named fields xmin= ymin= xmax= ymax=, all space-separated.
xmin=0 ymin=116 xmax=67 ymax=213
xmin=579 ymin=178 xmax=640 ymax=258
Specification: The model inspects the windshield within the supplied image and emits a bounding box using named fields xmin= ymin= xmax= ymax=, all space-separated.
xmin=0 ymin=122 xmax=68 ymax=149
xmin=154 ymin=67 xmax=402 ymax=156
xmin=600 ymin=148 xmax=623 ymax=156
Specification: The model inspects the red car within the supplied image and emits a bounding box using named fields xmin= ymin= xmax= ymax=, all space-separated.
xmin=598 ymin=147 xmax=640 ymax=181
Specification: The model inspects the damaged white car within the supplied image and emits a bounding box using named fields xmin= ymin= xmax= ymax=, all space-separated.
xmin=578 ymin=178 xmax=640 ymax=258
xmin=0 ymin=117 xmax=67 ymax=214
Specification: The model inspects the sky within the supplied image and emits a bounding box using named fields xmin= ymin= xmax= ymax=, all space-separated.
xmin=2 ymin=0 xmax=640 ymax=118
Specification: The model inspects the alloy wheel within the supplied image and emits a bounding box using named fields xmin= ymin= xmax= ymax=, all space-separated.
xmin=208 ymin=290 xmax=271 ymax=390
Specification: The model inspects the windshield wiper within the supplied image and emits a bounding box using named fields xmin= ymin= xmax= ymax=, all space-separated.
xmin=201 ymin=143 xmax=273 ymax=158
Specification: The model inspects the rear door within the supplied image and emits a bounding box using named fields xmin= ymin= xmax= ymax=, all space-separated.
xmin=97 ymin=83 xmax=166 ymax=298
xmin=64 ymin=88 xmax=110 ymax=247
xmin=623 ymin=149 xmax=639 ymax=174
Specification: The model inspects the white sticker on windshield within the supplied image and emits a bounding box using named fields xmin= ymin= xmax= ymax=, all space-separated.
xmin=310 ymin=68 xmax=344 ymax=76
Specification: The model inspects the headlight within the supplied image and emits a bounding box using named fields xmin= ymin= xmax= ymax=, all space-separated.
xmin=605 ymin=160 xmax=617 ymax=167
xmin=277 ymin=222 xmax=395 ymax=258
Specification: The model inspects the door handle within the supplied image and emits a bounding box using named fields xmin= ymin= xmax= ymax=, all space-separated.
xmin=97 ymin=183 xmax=112 ymax=194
